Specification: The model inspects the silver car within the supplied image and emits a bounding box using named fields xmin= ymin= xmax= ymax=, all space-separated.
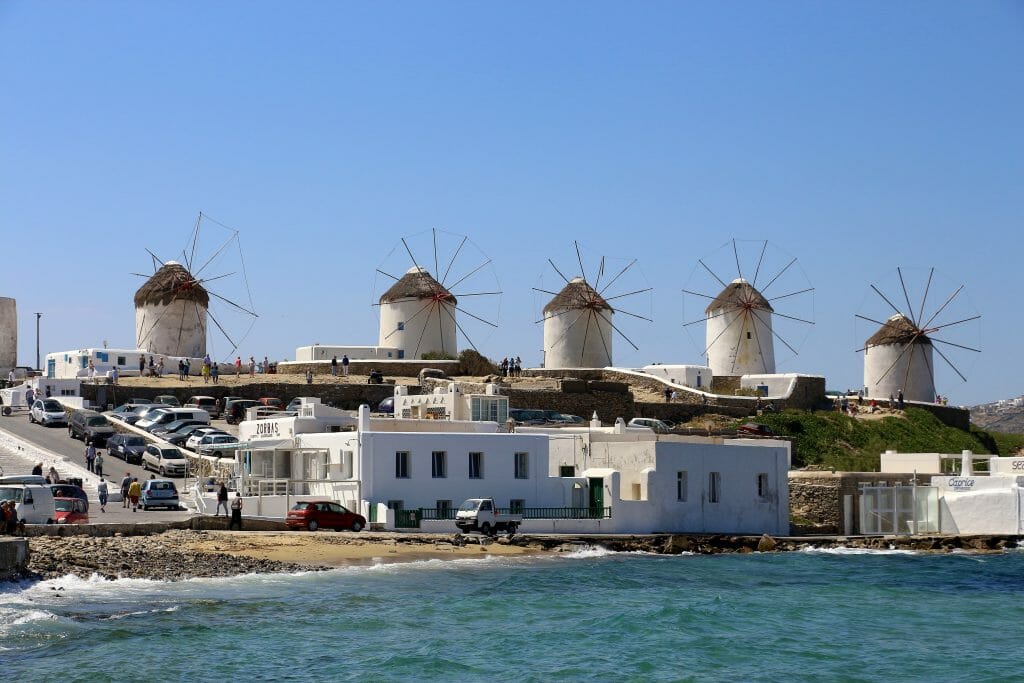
xmin=29 ymin=399 xmax=68 ymax=427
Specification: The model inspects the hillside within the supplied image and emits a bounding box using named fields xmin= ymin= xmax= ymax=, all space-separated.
xmin=741 ymin=408 xmax=1024 ymax=471
xmin=970 ymin=397 xmax=1024 ymax=434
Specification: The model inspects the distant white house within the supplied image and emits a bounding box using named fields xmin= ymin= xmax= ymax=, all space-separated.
xmin=45 ymin=347 xmax=199 ymax=379
xmin=294 ymin=345 xmax=404 ymax=362
xmin=202 ymin=385 xmax=792 ymax=535
xmin=642 ymin=364 xmax=712 ymax=391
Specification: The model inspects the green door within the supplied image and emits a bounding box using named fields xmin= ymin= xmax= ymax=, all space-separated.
xmin=588 ymin=478 xmax=604 ymax=517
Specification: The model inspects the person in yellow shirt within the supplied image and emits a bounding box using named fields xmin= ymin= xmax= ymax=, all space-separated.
xmin=128 ymin=478 xmax=142 ymax=512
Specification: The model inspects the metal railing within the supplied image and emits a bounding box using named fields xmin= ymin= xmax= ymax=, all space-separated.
xmin=399 ymin=506 xmax=613 ymax=527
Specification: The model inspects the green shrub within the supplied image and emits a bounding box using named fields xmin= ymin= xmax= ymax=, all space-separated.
xmin=457 ymin=349 xmax=498 ymax=376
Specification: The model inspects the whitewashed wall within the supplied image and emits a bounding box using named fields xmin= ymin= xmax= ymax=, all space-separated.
xmin=863 ymin=342 xmax=935 ymax=402
xmin=641 ymin=365 xmax=713 ymax=390
xmin=706 ymin=302 xmax=775 ymax=376
xmin=543 ymin=308 xmax=613 ymax=369
xmin=295 ymin=345 xmax=403 ymax=362
xmin=136 ymin=300 xmax=207 ymax=358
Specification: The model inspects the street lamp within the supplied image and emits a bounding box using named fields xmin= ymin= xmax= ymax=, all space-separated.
xmin=35 ymin=312 xmax=42 ymax=371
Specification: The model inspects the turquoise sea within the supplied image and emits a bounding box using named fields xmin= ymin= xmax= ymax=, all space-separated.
xmin=3 ymin=547 xmax=1023 ymax=682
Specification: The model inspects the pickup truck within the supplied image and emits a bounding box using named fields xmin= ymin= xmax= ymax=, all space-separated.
xmin=455 ymin=497 xmax=522 ymax=535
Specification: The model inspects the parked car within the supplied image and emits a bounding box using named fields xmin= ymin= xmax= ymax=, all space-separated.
xmin=140 ymin=479 xmax=179 ymax=510
xmin=139 ymin=408 xmax=210 ymax=432
xmin=50 ymin=483 xmax=89 ymax=511
xmin=54 ymin=497 xmax=89 ymax=524
xmin=736 ymin=423 xmax=776 ymax=437
xmin=165 ymin=424 xmax=215 ymax=446
xmin=627 ymin=417 xmax=674 ymax=432
xmin=185 ymin=428 xmax=230 ymax=450
xmin=286 ymin=500 xmax=365 ymax=532
xmin=194 ymin=433 xmax=239 ymax=457
xmin=224 ymin=399 xmax=259 ymax=425
xmin=142 ymin=445 xmax=189 ymax=477
xmin=29 ymin=399 xmax=68 ymax=427
xmin=508 ymin=408 xmax=549 ymax=425
xmin=184 ymin=396 xmax=219 ymax=419
xmin=218 ymin=395 xmax=243 ymax=415
xmin=154 ymin=394 xmax=181 ymax=407
xmin=127 ymin=398 xmax=152 ymax=405
xmin=106 ymin=434 xmax=147 ymax=464
xmin=257 ymin=397 xmax=284 ymax=411
xmin=68 ymin=410 xmax=116 ymax=445
xmin=376 ymin=397 xmax=394 ymax=415
xmin=151 ymin=418 xmax=206 ymax=437
xmin=123 ymin=404 xmax=172 ymax=426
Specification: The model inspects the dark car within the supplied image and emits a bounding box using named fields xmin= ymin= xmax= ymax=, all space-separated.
xmin=68 ymin=410 xmax=116 ymax=445
xmin=508 ymin=408 xmax=549 ymax=425
xmin=165 ymin=424 xmax=213 ymax=446
xmin=736 ymin=422 xmax=776 ymax=437
xmin=286 ymin=500 xmax=365 ymax=532
xmin=107 ymin=434 xmax=147 ymax=464
xmin=151 ymin=418 xmax=206 ymax=437
xmin=224 ymin=399 xmax=259 ymax=425
xmin=123 ymin=404 xmax=172 ymax=426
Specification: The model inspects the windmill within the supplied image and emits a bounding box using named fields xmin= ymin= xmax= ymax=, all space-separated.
xmin=534 ymin=242 xmax=652 ymax=369
xmin=682 ymin=239 xmax=814 ymax=377
xmin=857 ymin=267 xmax=980 ymax=403
xmin=133 ymin=212 xmax=258 ymax=360
xmin=373 ymin=228 xmax=501 ymax=360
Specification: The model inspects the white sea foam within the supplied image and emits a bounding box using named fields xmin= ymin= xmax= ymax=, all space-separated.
xmin=798 ymin=546 xmax=917 ymax=556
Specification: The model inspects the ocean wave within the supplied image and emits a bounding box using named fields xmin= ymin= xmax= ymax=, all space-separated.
xmin=798 ymin=546 xmax=917 ymax=556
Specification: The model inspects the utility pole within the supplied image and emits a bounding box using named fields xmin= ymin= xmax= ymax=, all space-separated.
xmin=35 ymin=312 xmax=42 ymax=371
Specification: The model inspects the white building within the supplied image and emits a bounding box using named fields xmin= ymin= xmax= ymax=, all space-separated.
xmin=205 ymin=385 xmax=791 ymax=535
xmin=863 ymin=314 xmax=935 ymax=403
xmin=642 ymin=364 xmax=712 ymax=391
xmin=542 ymin=277 xmax=614 ymax=369
xmin=45 ymin=347 xmax=197 ymax=379
xmin=377 ymin=266 xmax=457 ymax=360
xmin=294 ymin=345 xmax=403 ymax=362
xmin=135 ymin=261 xmax=208 ymax=359
xmin=705 ymin=278 xmax=775 ymax=376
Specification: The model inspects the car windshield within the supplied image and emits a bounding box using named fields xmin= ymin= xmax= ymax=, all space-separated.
xmin=150 ymin=482 xmax=176 ymax=491
xmin=125 ymin=436 xmax=145 ymax=446
xmin=458 ymin=500 xmax=481 ymax=512
xmin=86 ymin=417 xmax=109 ymax=426
xmin=0 ymin=487 xmax=24 ymax=503
xmin=42 ymin=400 xmax=63 ymax=411
xmin=54 ymin=499 xmax=74 ymax=512
xmin=290 ymin=503 xmax=313 ymax=511
xmin=160 ymin=449 xmax=186 ymax=460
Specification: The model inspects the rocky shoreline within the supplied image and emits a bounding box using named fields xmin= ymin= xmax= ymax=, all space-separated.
xmin=10 ymin=530 xmax=1023 ymax=583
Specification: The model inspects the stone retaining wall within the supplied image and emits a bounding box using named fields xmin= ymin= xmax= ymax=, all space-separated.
xmin=0 ymin=538 xmax=29 ymax=579
xmin=788 ymin=471 xmax=935 ymax=534
xmin=277 ymin=359 xmax=460 ymax=378
xmin=81 ymin=383 xmax=411 ymax=412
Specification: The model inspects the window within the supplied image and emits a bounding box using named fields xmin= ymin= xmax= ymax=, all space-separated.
xmin=509 ymin=499 xmax=525 ymax=514
xmin=677 ymin=471 xmax=688 ymax=502
xmin=469 ymin=452 xmax=484 ymax=479
xmin=395 ymin=451 xmax=410 ymax=479
xmin=436 ymin=499 xmax=452 ymax=517
xmin=387 ymin=500 xmax=404 ymax=511
xmin=514 ymin=452 xmax=529 ymax=479
xmin=432 ymin=451 xmax=447 ymax=478
xmin=397 ymin=321 xmax=405 ymax=331
xmin=758 ymin=473 xmax=769 ymax=498
xmin=471 ymin=396 xmax=508 ymax=423
xmin=708 ymin=471 xmax=721 ymax=503
xmin=560 ymin=465 xmax=576 ymax=477
xmin=747 ymin=331 xmax=751 ymax=339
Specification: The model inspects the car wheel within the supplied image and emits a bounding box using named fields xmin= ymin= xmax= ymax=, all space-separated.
xmin=143 ymin=505 xmax=149 ymax=511
xmin=307 ymin=520 xmax=318 ymax=532
xmin=480 ymin=522 xmax=492 ymax=536
xmin=160 ymin=468 xmax=165 ymax=477
xmin=350 ymin=520 xmax=363 ymax=532
xmin=507 ymin=524 xmax=518 ymax=535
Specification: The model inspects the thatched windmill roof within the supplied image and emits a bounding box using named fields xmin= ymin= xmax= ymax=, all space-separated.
xmin=705 ymin=279 xmax=772 ymax=315
xmin=544 ymin=277 xmax=612 ymax=315
xmin=865 ymin=314 xmax=931 ymax=347
xmin=134 ymin=261 xmax=209 ymax=307
xmin=379 ymin=267 xmax=456 ymax=305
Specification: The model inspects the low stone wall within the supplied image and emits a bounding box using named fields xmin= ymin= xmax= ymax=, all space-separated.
xmin=0 ymin=538 xmax=29 ymax=579
xmin=19 ymin=516 xmax=290 ymax=537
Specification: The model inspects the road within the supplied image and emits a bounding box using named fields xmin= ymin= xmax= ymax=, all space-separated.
xmin=0 ymin=412 xmax=194 ymax=523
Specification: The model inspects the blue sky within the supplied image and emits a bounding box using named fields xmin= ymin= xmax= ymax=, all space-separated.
xmin=2 ymin=2 xmax=1021 ymax=405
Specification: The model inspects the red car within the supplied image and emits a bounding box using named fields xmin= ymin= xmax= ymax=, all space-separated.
xmin=54 ymin=497 xmax=89 ymax=524
xmin=286 ymin=500 xmax=365 ymax=532
xmin=736 ymin=422 xmax=776 ymax=437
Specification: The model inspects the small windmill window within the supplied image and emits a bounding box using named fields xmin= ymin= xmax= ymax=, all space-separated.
xmin=397 ymin=322 xmax=405 ymax=331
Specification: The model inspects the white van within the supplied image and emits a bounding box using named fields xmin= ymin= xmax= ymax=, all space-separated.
xmin=137 ymin=408 xmax=210 ymax=432
xmin=0 ymin=483 xmax=57 ymax=524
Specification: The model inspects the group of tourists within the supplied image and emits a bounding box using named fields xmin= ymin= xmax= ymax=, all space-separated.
xmin=214 ymin=481 xmax=244 ymax=530
xmin=330 ymin=354 xmax=351 ymax=377
xmin=84 ymin=445 xmax=104 ymax=476
xmin=500 ymin=356 xmax=522 ymax=377
xmin=1 ymin=500 xmax=21 ymax=534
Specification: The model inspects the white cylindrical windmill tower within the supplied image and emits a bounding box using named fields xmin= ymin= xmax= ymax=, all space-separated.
xmin=0 ymin=296 xmax=16 ymax=374
xmin=705 ymin=278 xmax=775 ymax=376
xmin=134 ymin=261 xmax=209 ymax=358
xmin=543 ymin=277 xmax=614 ymax=368
xmin=863 ymin=314 xmax=935 ymax=402
xmin=378 ymin=266 xmax=458 ymax=359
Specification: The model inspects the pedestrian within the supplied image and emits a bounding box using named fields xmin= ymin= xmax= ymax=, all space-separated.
xmin=32 ymin=462 xmax=43 ymax=476
xmin=24 ymin=387 xmax=34 ymax=406
xmin=47 ymin=466 xmax=60 ymax=484
xmin=670 ymin=390 xmax=678 ymax=403
xmin=157 ymin=357 xmax=165 ymax=377
xmin=857 ymin=389 xmax=863 ymax=406
xmin=45 ymin=385 xmax=52 ymax=398
xmin=306 ymin=369 xmax=313 ymax=385
xmin=342 ymin=354 xmax=349 ymax=376
xmin=229 ymin=492 xmax=243 ymax=530
xmin=86 ymin=443 xmax=96 ymax=473
xmin=111 ymin=366 xmax=119 ymax=385
xmin=178 ymin=359 xmax=185 ymax=381
xmin=235 ymin=356 xmax=242 ymax=378
xmin=331 ymin=355 xmax=338 ymax=377
xmin=514 ymin=356 xmax=522 ymax=377
xmin=263 ymin=356 xmax=269 ymax=374
xmin=94 ymin=451 xmax=104 ymax=478
xmin=97 ymin=477 xmax=108 ymax=513
xmin=6 ymin=368 xmax=13 ymax=385
xmin=664 ymin=387 xmax=672 ymax=403
xmin=128 ymin=477 xmax=141 ymax=512
xmin=148 ymin=356 xmax=155 ymax=376
xmin=201 ymin=361 xmax=210 ymax=384
xmin=216 ymin=482 xmax=229 ymax=517
xmin=211 ymin=363 xmax=219 ymax=384
xmin=897 ymin=389 xmax=905 ymax=410
xmin=248 ymin=356 xmax=256 ymax=377
xmin=1 ymin=500 xmax=15 ymax=534
xmin=139 ymin=355 xmax=145 ymax=376
xmin=183 ymin=357 xmax=191 ymax=379
xmin=121 ymin=472 xmax=132 ymax=508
